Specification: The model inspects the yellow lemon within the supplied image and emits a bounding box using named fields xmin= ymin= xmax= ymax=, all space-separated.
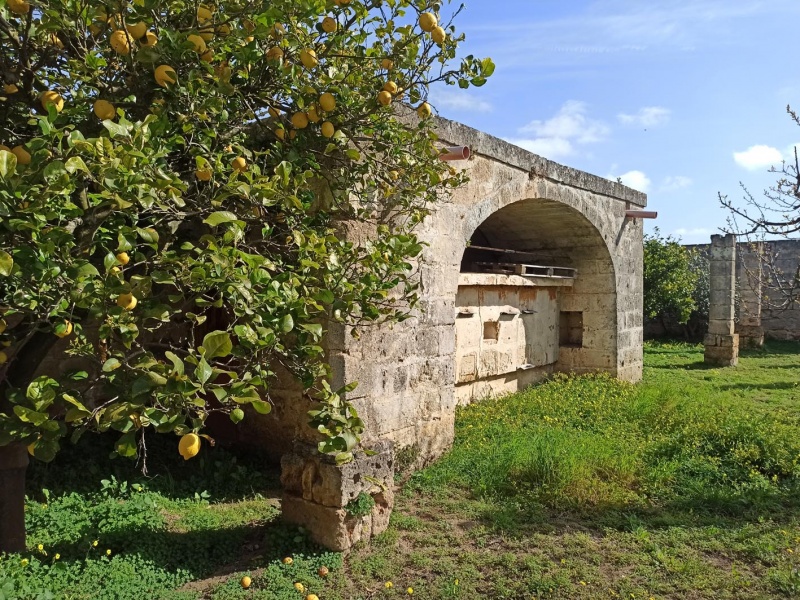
xmin=306 ymin=595 xmax=319 ymax=600
xmin=291 ymin=112 xmax=309 ymax=129
xmin=12 ymin=146 xmax=31 ymax=165
xmin=199 ymin=26 xmax=214 ymax=42
xmin=268 ymin=106 xmax=281 ymax=119
xmin=116 ymin=293 xmax=137 ymax=310
xmin=110 ymin=30 xmax=131 ymax=55
xmin=275 ymin=128 xmax=286 ymax=141
xmin=431 ymin=26 xmax=446 ymax=44
xmin=294 ymin=583 xmax=304 ymax=593
xmin=187 ymin=34 xmax=207 ymax=53
xmin=321 ymin=121 xmax=335 ymax=138
xmin=232 ymin=156 xmax=247 ymax=172
xmin=270 ymin=23 xmax=285 ymax=38
xmin=300 ymin=49 xmax=318 ymax=69
xmin=93 ymin=99 xmax=115 ymax=120
xmin=0 ymin=319 xmax=6 ymax=334
xmin=27 ymin=442 xmax=36 ymax=456
xmin=377 ymin=90 xmax=392 ymax=106
xmin=178 ymin=433 xmax=201 ymax=460
xmin=266 ymin=46 xmax=284 ymax=62
xmin=381 ymin=58 xmax=393 ymax=70
xmin=200 ymin=50 xmax=214 ymax=62
xmin=40 ymin=90 xmax=64 ymax=113
xmin=417 ymin=102 xmax=432 ymax=119
xmin=419 ymin=12 xmax=437 ymax=32
xmin=319 ymin=92 xmax=336 ymax=112
xmin=126 ymin=22 xmax=147 ymax=39
xmin=155 ymin=64 xmax=177 ymax=87
xmin=318 ymin=566 xmax=329 ymax=577
xmin=3 ymin=84 xmax=18 ymax=95
xmin=282 ymin=557 xmax=293 ymax=565
xmin=55 ymin=321 xmax=73 ymax=338
xmin=7 ymin=0 xmax=30 ymax=15
xmin=321 ymin=17 xmax=337 ymax=33
xmin=0 ymin=349 xmax=8 ymax=365
xmin=217 ymin=23 xmax=231 ymax=36
xmin=307 ymin=106 xmax=321 ymax=123
xmin=141 ymin=31 xmax=158 ymax=47
xmin=195 ymin=167 xmax=212 ymax=181
xmin=334 ymin=0 xmax=351 ymax=4
xmin=240 ymin=576 xmax=252 ymax=589
xmin=197 ymin=5 xmax=213 ymax=23
xmin=115 ymin=252 xmax=130 ymax=265
xmin=382 ymin=81 xmax=398 ymax=95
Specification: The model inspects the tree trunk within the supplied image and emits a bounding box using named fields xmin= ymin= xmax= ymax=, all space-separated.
xmin=0 ymin=442 xmax=28 ymax=554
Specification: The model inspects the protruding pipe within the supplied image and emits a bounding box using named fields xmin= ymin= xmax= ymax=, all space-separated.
xmin=625 ymin=210 xmax=658 ymax=219
xmin=440 ymin=146 xmax=471 ymax=162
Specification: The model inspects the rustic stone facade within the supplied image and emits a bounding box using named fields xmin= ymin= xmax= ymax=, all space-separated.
xmin=273 ymin=117 xmax=647 ymax=549
xmin=704 ymin=234 xmax=739 ymax=366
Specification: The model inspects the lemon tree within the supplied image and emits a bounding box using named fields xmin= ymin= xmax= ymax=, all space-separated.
xmin=0 ymin=0 xmax=492 ymax=551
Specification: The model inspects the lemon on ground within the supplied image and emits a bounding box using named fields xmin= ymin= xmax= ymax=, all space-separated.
xmin=12 ymin=146 xmax=31 ymax=165
xmin=232 ymin=156 xmax=247 ymax=172
xmin=307 ymin=106 xmax=321 ymax=123
xmin=321 ymin=17 xmax=337 ymax=33
xmin=419 ymin=12 xmax=437 ymax=32
xmin=306 ymin=595 xmax=319 ymax=600
xmin=240 ymin=576 xmax=252 ymax=589
xmin=431 ymin=26 xmax=446 ymax=44
xmin=417 ymin=102 xmax=432 ymax=119
xmin=7 ymin=0 xmax=30 ymax=15
xmin=318 ymin=566 xmax=329 ymax=577
xmin=116 ymin=293 xmax=137 ymax=310
xmin=294 ymin=583 xmax=305 ymax=592
xmin=155 ymin=65 xmax=177 ymax=87
xmin=282 ymin=557 xmax=293 ymax=565
xmin=197 ymin=5 xmax=213 ymax=22
xmin=187 ymin=34 xmax=207 ymax=53
xmin=195 ymin=167 xmax=212 ymax=181
xmin=319 ymin=92 xmax=336 ymax=112
xmin=382 ymin=81 xmax=398 ymax=95
xmin=321 ymin=121 xmax=335 ymax=138
xmin=292 ymin=112 xmax=309 ymax=129
xmin=55 ymin=321 xmax=73 ymax=338
xmin=93 ymin=99 xmax=115 ymax=120
xmin=110 ymin=30 xmax=131 ymax=55
xmin=126 ymin=22 xmax=147 ymax=39
xmin=300 ymin=49 xmax=318 ymax=69
xmin=266 ymin=46 xmax=284 ymax=62
xmin=40 ymin=91 xmax=64 ymax=113
xmin=115 ymin=252 xmax=130 ymax=265
xmin=178 ymin=433 xmax=201 ymax=460
xmin=377 ymin=90 xmax=392 ymax=106
xmin=381 ymin=58 xmax=393 ymax=70
xmin=141 ymin=31 xmax=158 ymax=46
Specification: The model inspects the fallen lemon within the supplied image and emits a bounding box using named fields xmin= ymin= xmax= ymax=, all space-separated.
xmin=282 ymin=557 xmax=293 ymax=565
xmin=318 ymin=566 xmax=329 ymax=577
xmin=294 ymin=582 xmax=305 ymax=592
xmin=178 ymin=433 xmax=201 ymax=460
xmin=240 ymin=575 xmax=251 ymax=589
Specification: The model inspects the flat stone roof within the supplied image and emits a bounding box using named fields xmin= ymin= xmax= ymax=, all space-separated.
xmin=435 ymin=116 xmax=648 ymax=208
xmin=458 ymin=273 xmax=574 ymax=288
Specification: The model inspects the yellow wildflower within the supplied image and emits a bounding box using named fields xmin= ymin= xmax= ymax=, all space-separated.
xmin=385 ymin=581 xmax=393 ymax=588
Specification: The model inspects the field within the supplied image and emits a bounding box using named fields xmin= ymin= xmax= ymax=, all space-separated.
xmin=2 ymin=341 xmax=800 ymax=599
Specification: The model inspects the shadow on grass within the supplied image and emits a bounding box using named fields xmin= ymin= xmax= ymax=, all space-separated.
xmin=716 ymin=381 xmax=799 ymax=391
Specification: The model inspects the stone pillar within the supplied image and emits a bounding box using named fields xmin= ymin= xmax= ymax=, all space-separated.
xmin=704 ymin=234 xmax=739 ymax=366
xmin=736 ymin=242 xmax=764 ymax=348
xmin=280 ymin=440 xmax=394 ymax=552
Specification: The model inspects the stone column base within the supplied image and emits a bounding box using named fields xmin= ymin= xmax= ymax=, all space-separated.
xmin=280 ymin=440 xmax=395 ymax=552
xmin=704 ymin=333 xmax=739 ymax=366
xmin=736 ymin=326 xmax=764 ymax=349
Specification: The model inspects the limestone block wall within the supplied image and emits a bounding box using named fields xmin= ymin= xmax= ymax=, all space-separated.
xmin=454 ymin=273 xmax=569 ymax=405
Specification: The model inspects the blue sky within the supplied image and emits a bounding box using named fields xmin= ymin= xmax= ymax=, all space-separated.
xmin=432 ymin=0 xmax=800 ymax=243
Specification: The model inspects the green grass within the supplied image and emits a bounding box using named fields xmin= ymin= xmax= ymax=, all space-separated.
xmin=3 ymin=341 xmax=800 ymax=598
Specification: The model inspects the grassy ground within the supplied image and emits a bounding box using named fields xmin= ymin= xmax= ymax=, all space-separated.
xmin=2 ymin=341 xmax=800 ymax=599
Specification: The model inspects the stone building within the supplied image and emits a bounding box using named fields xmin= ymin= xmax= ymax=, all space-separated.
xmin=266 ymin=117 xmax=648 ymax=550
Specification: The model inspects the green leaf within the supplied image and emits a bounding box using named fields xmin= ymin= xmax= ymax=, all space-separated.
xmin=251 ymin=400 xmax=272 ymax=415
xmin=300 ymin=323 xmax=323 ymax=338
xmin=102 ymin=358 xmax=121 ymax=372
xmin=65 ymin=156 xmax=89 ymax=174
xmin=201 ymin=331 xmax=233 ymax=359
xmin=196 ymin=358 xmax=213 ymax=385
xmin=164 ymin=351 xmax=185 ymax=375
xmin=13 ymin=406 xmax=50 ymax=426
xmin=0 ymin=251 xmax=13 ymax=276
xmin=115 ymin=431 xmax=138 ymax=458
xmin=280 ymin=314 xmax=294 ymax=333
xmin=0 ymin=149 xmax=16 ymax=178
xmin=203 ymin=211 xmax=239 ymax=226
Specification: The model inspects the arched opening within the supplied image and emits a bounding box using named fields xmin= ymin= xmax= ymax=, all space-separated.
xmin=455 ymin=198 xmax=617 ymax=404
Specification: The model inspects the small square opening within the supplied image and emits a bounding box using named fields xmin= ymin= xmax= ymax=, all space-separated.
xmin=483 ymin=320 xmax=500 ymax=341
xmin=559 ymin=311 xmax=583 ymax=348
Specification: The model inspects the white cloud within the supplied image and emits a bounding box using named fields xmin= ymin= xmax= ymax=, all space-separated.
xmin=618 ymin=106 xmax=671 ymax=127
xmin=733 ymin=145 xmax=784 ymax=170
xmin=660 ymin=175 xmax=692 ymax=191
xmin=673 ymin=227 xmax=716 ymax=243
xmin=507 ymin=101 xmax=609 ymax=159
xmin=608 ymin=170 xmax=651 ymax=193
xmin=431 ymin=91 xmax=493 ymax=113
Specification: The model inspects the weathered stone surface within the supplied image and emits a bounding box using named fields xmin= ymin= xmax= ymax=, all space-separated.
xmin=705 ymin=235 xmax=739 ymax=367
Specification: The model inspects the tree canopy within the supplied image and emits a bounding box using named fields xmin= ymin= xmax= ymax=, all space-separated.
xmin=0 ymin=0 xmax=494 ymax=465
xmin=643 ymin=229 xmax=699 ymax=326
